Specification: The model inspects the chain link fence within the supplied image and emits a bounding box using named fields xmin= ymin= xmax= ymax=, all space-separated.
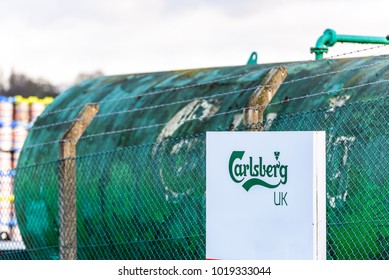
xmin=0 ymin=96 xmax=387 ymax=260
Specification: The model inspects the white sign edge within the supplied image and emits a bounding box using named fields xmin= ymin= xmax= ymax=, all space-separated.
xmin=313 ymin=131 xmax=327 ymax=260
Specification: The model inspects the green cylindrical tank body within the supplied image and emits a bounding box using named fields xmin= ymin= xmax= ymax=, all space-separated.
xmin=15 ymin=55 xmax=389 ymax=259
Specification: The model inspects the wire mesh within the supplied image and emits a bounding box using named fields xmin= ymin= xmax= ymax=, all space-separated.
xmin=0 ymin=96 xmax=387 ymax=260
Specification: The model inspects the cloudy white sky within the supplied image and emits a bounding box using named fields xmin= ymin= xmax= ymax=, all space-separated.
xmin=1 ymin=0 xmax=389 ymax=87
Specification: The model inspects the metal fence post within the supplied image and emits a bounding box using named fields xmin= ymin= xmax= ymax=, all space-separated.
xmin=243 ymin=66 xmax=288 ymax=130
xmin=59 ymin=103 xmax=99 ymax=260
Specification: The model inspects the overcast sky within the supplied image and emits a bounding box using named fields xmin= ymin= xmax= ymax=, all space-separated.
xmin=1 ymin=0 xmax=388 ymax=87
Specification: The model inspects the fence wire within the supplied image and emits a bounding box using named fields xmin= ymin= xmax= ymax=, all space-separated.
xmin=0 ymin=96 xmax=387 ymax=260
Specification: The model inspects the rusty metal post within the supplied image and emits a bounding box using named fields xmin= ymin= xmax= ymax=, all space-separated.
xmin=59 ymin=103 xmax=99 ymax=260
xmin=243 ymin=66 xmax=288 ymax=130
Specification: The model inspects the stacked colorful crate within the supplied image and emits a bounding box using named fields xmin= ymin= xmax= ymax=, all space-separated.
xmin=13 ymin=96 xmax=30 ymax=170
xmin=0 ymin=96 xmax=14 ymax=241
xmin=0 ymin=171 xmax=14 ymax=241
xmin=0 ymin=95 xmax=54 ymax=242
xmin=14 ymin=96 xmax=30 ymax=125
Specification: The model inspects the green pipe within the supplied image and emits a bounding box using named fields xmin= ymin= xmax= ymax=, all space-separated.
xmin=311 ymin=29 xmax=389 ymax=60
xmin=337 ymin=34 xmax=389 ymax=45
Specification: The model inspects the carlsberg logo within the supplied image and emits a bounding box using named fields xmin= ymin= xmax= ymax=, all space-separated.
xmin=229 ymin=151 xmax=288 ymax=191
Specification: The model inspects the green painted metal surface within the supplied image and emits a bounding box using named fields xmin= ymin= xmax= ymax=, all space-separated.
xmin=18 ymin=55 xmax=389 ymax=164
xmin=13 ymin=55 xmax=389 ymax=259
xmin=311 ymin=29 xmax=389 ymax=59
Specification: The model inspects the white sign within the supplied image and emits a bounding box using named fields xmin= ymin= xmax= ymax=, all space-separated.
xmin=206 ymin=131 xmax=326 ymax=260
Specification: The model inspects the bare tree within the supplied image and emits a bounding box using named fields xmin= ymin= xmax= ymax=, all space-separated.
xmin=6 ymin=71 xmax=59 ymax=98
xmin=74 ymin=70 xmax=104 ymax=84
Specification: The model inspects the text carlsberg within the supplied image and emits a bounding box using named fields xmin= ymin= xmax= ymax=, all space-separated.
xmin=228 ymin=151 xmax=288 ymax=191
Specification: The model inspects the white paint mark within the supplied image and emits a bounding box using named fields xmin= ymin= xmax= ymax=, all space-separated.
xmin=334 ymin=136 xmax=356 ymax=164
xmin=152 ymin=99 xmax=220 ymax=155
xmin=232 ymin=114 xmax=243 ymax=128
xmin=328 ymin=95 xmax=351 ymax=112
xmin=264 ymin=112 xmax=277 ymax=130
xmin=160 ymin=169 xmax=192 ymax=202
xmin=152 ymin=99 xmax=220 ymax=201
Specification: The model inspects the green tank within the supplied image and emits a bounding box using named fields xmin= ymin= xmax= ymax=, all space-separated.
xmin=14 ymin=55 xmax=389 ymax=259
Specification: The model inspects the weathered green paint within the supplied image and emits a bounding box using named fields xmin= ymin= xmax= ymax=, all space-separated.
xmin=18 ymin=55 xmax=389 ymax=164
xmin=311 ymin=29 xmax=389 ymax=59
xmin=14 ymin=55 xmax=389 ymax=259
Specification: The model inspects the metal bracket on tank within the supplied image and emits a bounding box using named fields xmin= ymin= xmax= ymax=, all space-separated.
xmin=247 ymin=52 xmax=258 ymax=64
